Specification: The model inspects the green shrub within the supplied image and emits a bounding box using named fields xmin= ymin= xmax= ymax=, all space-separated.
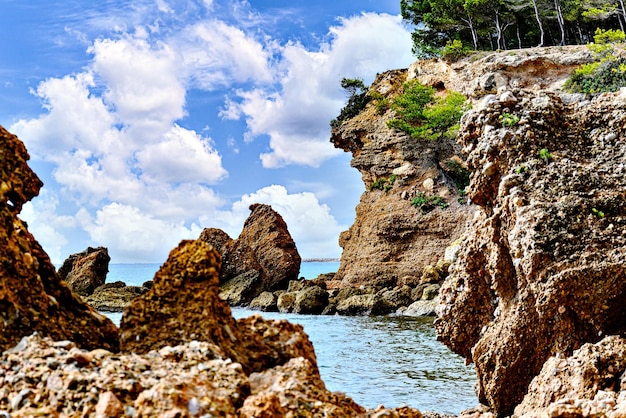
xmin=441 ymin=40 xmax=472 ymax=62
xmin=499 ymin=113 xmax=520 ymax=127
xmin=330 ymin=77 xmax=371 ymax=129
xmin=410 ymin=192 xmax=448 ymax=213
xmin=370 ymin=91 xmax=391 ymax=114
xmin=445 ymin=159 xmax=471 ymax=191
xmin=387 ymin=80 xmax=468 ymax=140
xmin=369 ymin=174 xmax=397 ymax=192
xmin=565 ymin=28 xmax=626 ymax=93
xmin=539 ymin=148 xmax=553 ymax=163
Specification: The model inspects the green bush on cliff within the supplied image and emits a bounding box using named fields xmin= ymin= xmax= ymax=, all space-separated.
xmin=565 ymin=28 xmax=626 ymax=93
xmin=370 ymin=174 xmax=397 ymax=192
xmin=330 ymin=77 xmax=371 ymax=129
xmin=387 ymin=80 xmax=468 ymax=141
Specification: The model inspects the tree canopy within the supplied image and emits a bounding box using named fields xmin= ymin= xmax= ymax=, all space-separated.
xmin=400 ymin=0 xmax=626 ymax=55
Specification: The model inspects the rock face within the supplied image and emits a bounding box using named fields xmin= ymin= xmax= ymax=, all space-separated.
xmin=435 ymin=90 xmax=626 ymax=414
xmin=119 ymin=239 xmax=313 ymax=374
xmin=198 ymin=204 xmax=301 ymax=305
xmin=238 ymin=203 xmax=301 ymax=290
xmin=0 ymin=126 xmax=119 ymax=352
xmin=331 ymin=69 xmax=474 ymax=288
xmin=515 ymin=336 xmax=626 ymax=417
xmin=58 ymin=246 xmax=110 ymax=296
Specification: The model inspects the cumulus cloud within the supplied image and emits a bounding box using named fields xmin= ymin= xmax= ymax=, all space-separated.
xmin=79 ymin=203 xmax=203 ymax=263
xmin=226 ymin=12 xmax=414 ymax=168
xmin=209 ymin=185 xmax=346 ymax=258
xmin=136 ymin=124 xmax=227 ymax=184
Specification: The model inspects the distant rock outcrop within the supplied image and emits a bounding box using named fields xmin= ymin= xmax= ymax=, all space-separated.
xmin=58 ymin=246 xmax=110 ymax=296
xmin=436 ymin=89 xmax=626 ymax=415
xmin=238 ymin=203 xmax=301 ymax=290
xmin=0 ymin=126 xmax=119 ymax=352
xmin=198 ymin=203 xmax=301 ymax=306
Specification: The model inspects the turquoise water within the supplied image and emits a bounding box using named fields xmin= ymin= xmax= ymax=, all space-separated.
xmin=103 ymin=262 xmax=477 ymax=414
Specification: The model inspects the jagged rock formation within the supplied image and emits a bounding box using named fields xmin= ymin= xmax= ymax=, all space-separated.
xmin=0 ymin=126 xmax=119 ymax=352
xmin=198 ymin=203 xmax=301 ymax=306
xmin=58 ymin=246 xmax=110 ymax=296
xmin=331 ymin=69 xmax=474 ymax=288
xmin=238 ymin=203 xmax=301 ymax=290
xmin=515 ymin=336 xmax=626 ymax=417
xmin=436 ymin=89 xmax=626 ymax=415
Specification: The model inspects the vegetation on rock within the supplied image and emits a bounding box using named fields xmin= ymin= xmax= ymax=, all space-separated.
xmin=387 ymin=80 xmax=468 ymax=141
xmin=330 ymin=77 xmax=371 ymax=129
xmin=565 ymin=28 xmax=626 ymax=92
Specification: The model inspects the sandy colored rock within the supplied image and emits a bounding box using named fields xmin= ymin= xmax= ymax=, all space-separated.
xmin=0 ymin=125 xmax=119 ymax=352
xmin=331 ymin=69 xmax=474 ymax=288
xmin=436 ymin=90 xmax=626 ymax=415
xmin=58 ymin=246 xmax=110 ymax=296
xmin=515 ymin=336 xmax=626 ymax=417
xmin=237 ymin=203 xmax=301 ymax=290
xmin=120 ymin=239 xmax=318 ymax=375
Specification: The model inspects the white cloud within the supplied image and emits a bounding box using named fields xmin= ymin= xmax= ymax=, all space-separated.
xmin=136 ymin=124 xmax=227 ymax=184
xmin=80 ymin=203 xmax=203 ymax=263
xmin=88 ymin=36 xmax=186 ymax=137
xmin=208 ymin=185 xmax=346 ymax=258
xmin=20 ymin=192 xmax=74 ymax=264
xmin=176 ymin=20 xmax=274 ymax=89
xmin=228 ymin=12 xmax=414 ymax=168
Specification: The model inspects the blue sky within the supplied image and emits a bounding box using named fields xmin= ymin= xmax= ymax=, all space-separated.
xmin=1 ymin=0 xmax=415 ymax=263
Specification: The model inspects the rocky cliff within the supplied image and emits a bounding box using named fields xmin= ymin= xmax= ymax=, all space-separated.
xmin=331 ymin=70 xmax=474 ymax=288
xmin=436 ymin=87 xmax=626 ymax=415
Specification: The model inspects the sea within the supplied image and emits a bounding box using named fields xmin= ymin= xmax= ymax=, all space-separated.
xmin=102 ymin=261 xmax=477 ymax=414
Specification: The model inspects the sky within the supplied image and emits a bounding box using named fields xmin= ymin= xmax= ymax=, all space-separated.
xmin=0 ymin=0 xmax=415 ymax=264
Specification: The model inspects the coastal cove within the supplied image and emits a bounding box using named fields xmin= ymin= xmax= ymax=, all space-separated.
xmin=102 ymin=262 xmax=477 ymax=414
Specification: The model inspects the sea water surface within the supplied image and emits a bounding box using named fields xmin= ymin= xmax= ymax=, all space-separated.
xmin=103 ymin=262 xmax=477 ymax=414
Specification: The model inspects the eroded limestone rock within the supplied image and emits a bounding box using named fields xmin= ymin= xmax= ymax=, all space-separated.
xmin=0 ymin=126 xmax=119 ymax=352
xmin=436 ymin=90 xmax=626 ymax=415
xmin=58 ymin=246 xmax=110 ymax=296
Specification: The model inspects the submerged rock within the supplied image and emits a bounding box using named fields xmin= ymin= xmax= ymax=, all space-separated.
xmin=58 ymin=246 xmax=110 ymax=296
xmin=0 ymin=126 xmax=119 ymax=352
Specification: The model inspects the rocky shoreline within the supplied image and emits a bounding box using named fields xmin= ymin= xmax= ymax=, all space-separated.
xmin=1 ymin=46 xmax=626 ymax=417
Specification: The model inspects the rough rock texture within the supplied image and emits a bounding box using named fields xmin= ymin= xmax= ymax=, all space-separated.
xmin=198 ymin=204 xmax=301 ymax=302
xmin=85 ymin=281 xmax=149 ymax=312
xmin=515 ymin=336 xmax=626 ymax=417
xmin=237 ymin=203 xmax=301 ymax=290
xmin=58 ymin=246 xmax=111 ymax=296
xmin=331 ymin=69 xmax=474 ymax=288
xmin=198 ymin=227 xmax=264 ymax=285
xmin=411 ymin=46 xmax=595 ymax=98
xmin=435 ymin=90 xmax=626 ymax=414
xmin=0 ymin=126 xmax=119 ymax=352
xmin=119 ymin=239 xmax=314 ymax=375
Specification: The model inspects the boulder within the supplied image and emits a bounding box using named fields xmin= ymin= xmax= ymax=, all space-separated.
xmin=0 ymin=125 xmax=119 ymax=352
xmin=277 ymin=292 xmax=296 ymax=313
xmin=293 ymin=285 xmax=329 ymax=314
xmin=399 ymin=298 xmax=438 ymax=317
xmin=219 ymin=270 xmax=264 ymax=306
xmin=435 ymin=90 xmax=626 ymax=415
xmin=58 ymin=246 xmax=110 ymax=296
xmin=249 ymin=291 xmax=278 ymax=312
xmin=198 ymin=228 xmax=264 ymax=285
xmin=237 ymin=203 xmax=301 ymax=290
xmin=86 ymin=282 xmax=148 ymax=312
xmin=336 ymin=294 xmax=377 ymax=316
